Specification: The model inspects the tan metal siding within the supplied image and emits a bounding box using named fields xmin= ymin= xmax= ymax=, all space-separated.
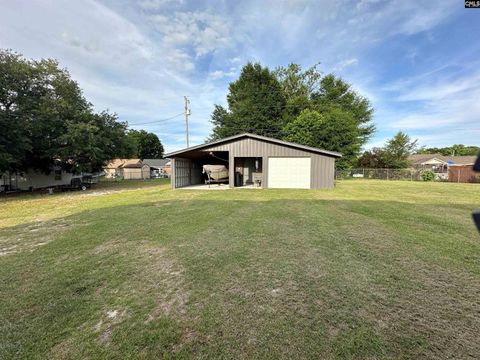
xmin=203 ymin=137 xmax=336 ymax=189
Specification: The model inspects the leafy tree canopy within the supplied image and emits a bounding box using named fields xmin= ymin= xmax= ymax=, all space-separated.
xmin=283 ymin=109 xmax=360 ymax=169
xmin=0 ymin=49 xmax=139 ymax=174
xmin=210 ymin=63 xmax=286 ymax=140
xmin=357 ymin=131 xmax=418 ymax=169
xmin=311 ymin=74 xmax=374 ymax=143
xmin=127 ymin=129 xmax=164 ymax=159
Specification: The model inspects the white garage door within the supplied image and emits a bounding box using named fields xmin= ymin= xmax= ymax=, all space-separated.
xmin=268 ymin=157 xmax=311 ymax=189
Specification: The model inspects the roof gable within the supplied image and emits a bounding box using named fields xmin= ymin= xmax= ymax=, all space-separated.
xmin=105 ymin=159 xmax=142 ymax=169
xmin=408 ymin=154 xmax=445 ymax=165
xmin=164 ymin=133 xmax=342 ymax=158
xmin=122 ymin=163 xmax=148 ymax=169
xmin=142 ymin=159 xmax=170 ymax=167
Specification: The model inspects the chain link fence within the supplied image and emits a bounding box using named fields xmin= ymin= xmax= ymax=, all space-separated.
xmin=335 ymin=168 xmax=448 ymax=182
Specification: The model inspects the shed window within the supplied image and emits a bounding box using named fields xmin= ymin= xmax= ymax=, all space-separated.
xmin=54 ymin=169 xmax=62 ymax=181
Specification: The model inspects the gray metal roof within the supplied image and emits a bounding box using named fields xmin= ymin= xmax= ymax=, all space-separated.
xmin=164 ymin=133 xmax=342 ymax=158
xmin=142 ymin=158 xmax=170 ymax=168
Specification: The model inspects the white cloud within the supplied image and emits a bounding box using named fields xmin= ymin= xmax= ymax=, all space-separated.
xmin=138 ymin=0 xmax=184 ymax=10
xmin=356 ymin=0 xmax=382 ymax=10
xmin=384 ymin=67 xmax=480 ymax=142
xmin=150 ymin=11 xmax=232 ymax=58
xmin=209 ymin=69 xmax=237 ymax=80
xmin=349 ymin=0 xmax=454 ymax=38
xmin=333 ymin=58 xmax=358 ymax=72
xmin=396 ymin=74 xmax=480 ymax=102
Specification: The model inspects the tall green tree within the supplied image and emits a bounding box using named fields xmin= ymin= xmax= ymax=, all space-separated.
xmin=382 ymin=131 xmax=418 ymax=168
xmin=0 ymin=49 xmax=132 ymax=174
xmin=60 ymin=112 xmax=133 ymax=173
xmin=283 ymin=109 xmax=360 ymax=169
xmin=310 ymin=74 xmax=375 ymax=144
xmin=357 ymin=131 xmax=418 ymax=169
xmin=127 ymin=129 xmax=164 ymax=159
xmin=210 ymin=63 xmax=286 ymax=140
xmin=274 ymin=63 xmax=322 ymax=123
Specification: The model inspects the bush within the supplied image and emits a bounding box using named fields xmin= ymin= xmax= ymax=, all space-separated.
xmin=421 ymin=170 xmax=435 ymax=182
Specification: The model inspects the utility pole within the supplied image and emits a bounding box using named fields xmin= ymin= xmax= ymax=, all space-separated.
xmin=184 ymin=96 xmax=190 ymax=147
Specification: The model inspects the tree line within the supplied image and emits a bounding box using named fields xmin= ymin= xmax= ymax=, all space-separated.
xmin=416 ymin=145 xmax=479 ymax=157
xmin=0 ymin=49 xmax=163 ymax=175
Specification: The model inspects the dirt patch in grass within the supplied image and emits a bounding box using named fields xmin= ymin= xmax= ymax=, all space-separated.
xmin=0 ymin=218 xmax=75 ymax=256
xmin=140 ymin=245 xmax=190 ymax=319
xmin=93 ymin=308 xmax=128 ymax=345
xmin=0 ymin=244 xmax=18 ymax=256
xmin=88 ymin=238 xmax=192 ymax=349
xmin=49 ymin=338 xmax=77 ymax=360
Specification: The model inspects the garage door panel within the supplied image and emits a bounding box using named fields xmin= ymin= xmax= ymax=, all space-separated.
xmin=268 ymin=157 xmax=311 ymax=189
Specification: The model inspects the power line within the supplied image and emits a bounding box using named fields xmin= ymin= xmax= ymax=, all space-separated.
xmin=127 ymin=113 xmax=184 ymax=126
xmin=191 ymin=103 xmax=341 ymax=111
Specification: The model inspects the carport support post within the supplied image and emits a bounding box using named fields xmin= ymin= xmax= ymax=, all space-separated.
xmin=263 ymin=155 xmax=268 ymax=188
xmin=229 ymin=153 xmax=235 ymax=188
xmin=171 ymin=158 xmax=175 ymax=189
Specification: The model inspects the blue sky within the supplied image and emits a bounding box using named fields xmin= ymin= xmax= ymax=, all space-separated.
xmin=0 ymin=0 xmax=479 ymax=152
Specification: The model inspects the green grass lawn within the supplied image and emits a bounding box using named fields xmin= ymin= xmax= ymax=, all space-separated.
xmin=1 ymin=179 xmax=480 ymax=359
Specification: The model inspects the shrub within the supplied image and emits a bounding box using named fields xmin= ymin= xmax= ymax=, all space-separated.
xmin=421 ymin=170 xmax=435 ymax=182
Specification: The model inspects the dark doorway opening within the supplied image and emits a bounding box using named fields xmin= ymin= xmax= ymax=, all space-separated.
xmin=234 ymin=157 xmax=263 ymax=187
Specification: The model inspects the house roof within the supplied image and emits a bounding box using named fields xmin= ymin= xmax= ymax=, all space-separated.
xmin=408 ymin=154 xmax=445 ymax=165
xmin=409 ymin=154 xmax=477 ymax=166
xmin=142 ymin=159 xmax=170 ymax=168
xmin=122 ymin=163 xmax=148 ymax=169
xmin=164 ymin=133 xmax=342 ymax=158
xmin=105 ymin=159 xmax=142 ymax=169
xmin=440 ymin=156 xmax=477 ymax=165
